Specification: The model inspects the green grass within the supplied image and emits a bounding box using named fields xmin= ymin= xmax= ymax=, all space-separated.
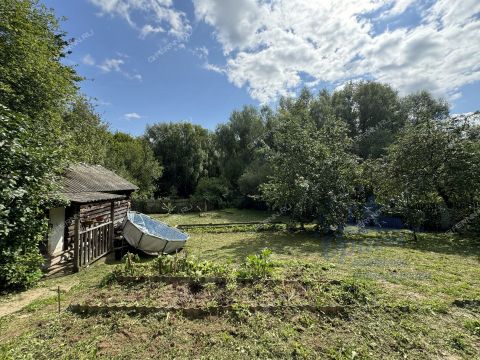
xmin=0 ymin=210 xmax=479 ymax=359
xmin=152 ymin=208 xmax=289 ymax=226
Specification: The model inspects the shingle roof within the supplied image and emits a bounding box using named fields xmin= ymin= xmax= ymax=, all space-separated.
xmin=61 ymin=164 xmax=138 ymax=203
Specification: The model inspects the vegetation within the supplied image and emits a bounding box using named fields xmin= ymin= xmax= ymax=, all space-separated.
xmin=1 ymin=0 xmax=479 ymax=296
xmin=261 ymin=91 xmax=359 ymax=230
xmin=0 ymin=0 xmax=77 ymax=290
xmin=0 ymin=106 xmax=66 ymax=290
xmin=0 ymin=209 xmax=479 ymax=358
xmin=145 ymin=122 xmax=216 ymax=197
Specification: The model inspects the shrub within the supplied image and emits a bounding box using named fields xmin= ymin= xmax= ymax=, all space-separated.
xmin=0 ymin=106 xmax=66 ymax=290
xmin=192 ymin=177 xmax=229 ymax=210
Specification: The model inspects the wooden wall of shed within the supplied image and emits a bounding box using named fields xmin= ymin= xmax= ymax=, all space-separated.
xmin=64 ymin=199 xmax=130 ymax=251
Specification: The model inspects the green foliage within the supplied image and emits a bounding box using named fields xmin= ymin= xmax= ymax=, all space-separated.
xmin=238 ymin=157 xmax=271 ymax=199
xmin=401 ymin=90 xmax=449 ymax=125
xmin=261 ymin=96 xmax=359 ymax=229
xmin=0 ymin=0 xmax=79 ymax=121
xmin=237 ymin=249 xmax=274 ymax=279
xmin=152 ymin=252 xmax=229 ymax=278
xmin=464 ymin=320 xmax=480 ymax=336
xmin=192 ymin=177 xmax=229 ymax=209
xmin=106 ymin=132 xmax=162 ymax=199
xmin=122 ymin=252 xmax=141 ymax=276
xmin=215 ymin=106 xmax=266 ymax=188
xmin=62 ymin=95 xmax=110 ymax=164
xmin=0 ymin=106 xmax=66 ymax=289
xmin=146 ymin=122 xmax=215 ymax=197
xmin=0 ymin=0 xmax=79 ymax=290
xmin=332 ymin=81 xmax=404 ymax=159
xmin=375 ymin=115 xmax=480 ymax=232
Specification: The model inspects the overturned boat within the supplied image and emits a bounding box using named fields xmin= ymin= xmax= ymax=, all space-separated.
xmin=122 ymin=211 xmax=188 ymax=255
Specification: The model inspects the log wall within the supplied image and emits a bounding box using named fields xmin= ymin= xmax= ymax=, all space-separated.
xmin=64 ymin=199 xmax=130 ymax=250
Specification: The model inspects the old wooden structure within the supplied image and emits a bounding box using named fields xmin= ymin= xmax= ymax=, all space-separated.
xmin=44 ymin=164 xmax=138 ymax=276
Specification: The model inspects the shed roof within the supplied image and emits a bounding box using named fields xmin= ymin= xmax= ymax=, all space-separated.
xmin=61 ymin=164 xmax=138 ymax=203
xmin=63 ymin=192 xmax=126 ymax=203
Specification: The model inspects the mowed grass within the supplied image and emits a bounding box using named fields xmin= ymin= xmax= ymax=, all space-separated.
xmin=152 ymin=208 xmax=289 ymax=226
xmin=0 ymin=210 xmax=479 ymax=359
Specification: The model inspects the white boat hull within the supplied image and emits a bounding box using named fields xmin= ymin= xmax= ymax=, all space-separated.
xmin=122 ymin=212 xmax=188 ymax=255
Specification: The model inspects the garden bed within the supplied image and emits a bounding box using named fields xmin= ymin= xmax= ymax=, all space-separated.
xmin=68 ymin=303 xmax=344 ymax=318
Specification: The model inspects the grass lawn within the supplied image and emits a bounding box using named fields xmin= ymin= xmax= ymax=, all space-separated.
xmin=0 ymin=210 xmax=479 ymax=359
xmin=152 ymin=208 xmax=289 ymax=226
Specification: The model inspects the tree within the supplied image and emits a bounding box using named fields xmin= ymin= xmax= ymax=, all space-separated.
xmin=375 ymin=115 xmax=480 ymax=237
xmin=106 ymin=132 xmax=163 ymax=199
xmin=0 ymin=0 xmax=79 ymax=123
xmin=192 ymin=177 xmax=229 ymax=210
xmin=0 ymin=106 xmax=66 ymax=289
xmin=215 ymin=106 xmax=266 ymax=189
xmin=332 ymin=81 xmax=404 ymax=159
xmin=401 ymin=90 xmax=449 ymax=125
xmin=0 ymin=0 xmax=79 ymax=289
xmin=146 ymin=122 xmax=212 ymax=197
xmin=261 ymin=96 xmax=358 ymax=231
xmin=62 ymin=95 xmax=110 ymax=164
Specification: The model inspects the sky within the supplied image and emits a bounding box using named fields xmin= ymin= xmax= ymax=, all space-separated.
xmin=42 ymin=0 xmax=480 ymax=135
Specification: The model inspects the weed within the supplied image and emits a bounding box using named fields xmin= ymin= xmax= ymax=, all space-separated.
xmin=464 ymin=320 xmax=480 ymax=336
xmin=237 ymin=249 xmax=274 ymax=279
xmin=123 ymin=253 xmax=141 ymax=276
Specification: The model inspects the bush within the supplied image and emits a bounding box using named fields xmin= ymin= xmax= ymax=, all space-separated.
xmin=0 ymin=106 xmax=65 ymax=290
xmin=192 ymin=177 xmax=229 ymax=210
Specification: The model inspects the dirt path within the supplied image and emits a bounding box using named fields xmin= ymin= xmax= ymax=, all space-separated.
xmin=0 ymin=278 xmax=79 ymax=318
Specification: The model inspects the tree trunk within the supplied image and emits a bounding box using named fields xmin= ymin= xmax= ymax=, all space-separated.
xmin=412 ymin=229 xmax=418 ymax=241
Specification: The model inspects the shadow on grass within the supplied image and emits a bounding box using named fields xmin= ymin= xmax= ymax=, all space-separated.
xmin=202 ymin=229 xmax=480 ymax=263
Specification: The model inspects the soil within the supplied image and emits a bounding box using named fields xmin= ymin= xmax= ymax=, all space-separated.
xmin=0 ymin=279 xmax=79 ymax=318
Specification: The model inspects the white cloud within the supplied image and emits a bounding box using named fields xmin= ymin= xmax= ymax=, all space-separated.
xmin=98 ymin=58 xmax=124 ymax=72
xmin=194 ymin=0 xmax=480 ymax=103
xmin=89 ymin=0 xmax=191 ymax=39
xmin=124 ymin=112 xmax=142 ymax=120
xmin=203 ymin=62 xmax=225 ymax=74
xmin=98 ymin=57 xmax=142 ymax=81
xmin=139 ymin=24 xmax=165 ymax=39
xmin=82 ymin=53 xmax=96 ymax=66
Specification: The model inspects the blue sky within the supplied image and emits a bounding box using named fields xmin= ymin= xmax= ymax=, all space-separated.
xmin=43 ymin=0 xmax=480 ymax=135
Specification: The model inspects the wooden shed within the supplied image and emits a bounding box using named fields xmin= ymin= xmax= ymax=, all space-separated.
xmin=44 ymin=164 xmax=138 ymax=276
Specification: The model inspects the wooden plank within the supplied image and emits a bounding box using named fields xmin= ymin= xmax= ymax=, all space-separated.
xmin=73 ymin=216 xmax=80 ymax=272
xmin=78 ymin=222 xmax=110 ymax=234
xmin=110 ymin=201 xmax=115 ymax=251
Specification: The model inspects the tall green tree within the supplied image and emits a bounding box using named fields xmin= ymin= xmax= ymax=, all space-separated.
xmin=401 ymin=90 xmax=449 ymax=125
xmin=62 ymin=95 xmax=110 ymax=164
xmin=0 ymin=0 xmax=79 ymax=289
xmin=106 ymin=132 xmax=162 ymax=199
xmin=375 ymin=115 xmax=480 ymax=237
xmin=0 ymin=106 xmax=66 ymax=289
xmin=215 ymin=106 xmax=266 ymax=189
xmin=0 ymin=0 xmax=79 ymax=123
xmin=146 ymin=122 xmax=212 ymax=197
xmin=332 ymin=82 xmax=404 ymax=159
xmin=261 ymin=94 xmax=358 ymax=231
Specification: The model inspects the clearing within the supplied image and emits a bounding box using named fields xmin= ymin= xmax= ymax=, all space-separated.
xmin=0 ymin=209 xmax=479 ymax=359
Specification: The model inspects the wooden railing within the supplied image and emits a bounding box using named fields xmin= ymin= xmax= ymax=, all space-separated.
xmin=73 ymin=216 xmax=114 ymax=271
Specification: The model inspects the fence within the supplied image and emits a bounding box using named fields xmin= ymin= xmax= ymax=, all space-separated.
xmin=73 ymin=217 xmax=113 ymax=271
xmin=131 ymin=198 xmax=215 ymax=214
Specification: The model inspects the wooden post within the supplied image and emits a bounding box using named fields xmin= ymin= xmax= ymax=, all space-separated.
xmin=110 ymin=201 xmax=115 ymax=251
xmin=73 ymin=216 xmax=80 ymax=272
xmin=57 ymin=286 xmax=61 ymax=314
